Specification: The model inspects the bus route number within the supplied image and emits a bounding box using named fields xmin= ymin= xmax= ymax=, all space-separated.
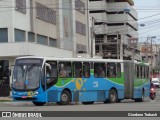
xmin=93 ymin=81 xmax=98 ymax=88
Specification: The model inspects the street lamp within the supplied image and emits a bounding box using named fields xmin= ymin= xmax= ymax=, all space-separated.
xmin=140 ymin=24 xmax=145 ymax=27
xmin=150 ymin=36 xmax=156 ymax=79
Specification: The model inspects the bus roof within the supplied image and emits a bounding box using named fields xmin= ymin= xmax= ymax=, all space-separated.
xmin=15 ymin=56 xmax=150 ymax=66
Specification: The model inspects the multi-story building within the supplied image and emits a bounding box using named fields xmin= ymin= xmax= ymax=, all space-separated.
xmin=89 ymin=0 xmax=141 ymax=61
xmin=138 ymin=43 xmax=160 ymax=70
xmin=0 ymin=0 xmax=89 ymax=96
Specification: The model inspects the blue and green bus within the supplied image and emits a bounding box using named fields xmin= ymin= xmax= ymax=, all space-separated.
xmin=12 ymin=56 xmax=150 ymax=106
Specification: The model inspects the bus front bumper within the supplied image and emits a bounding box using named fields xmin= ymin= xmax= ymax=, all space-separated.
xmin=12 ymin=91 xmax=46 ymax=102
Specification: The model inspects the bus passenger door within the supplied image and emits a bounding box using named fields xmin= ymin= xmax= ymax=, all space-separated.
xmin=45 ymin=62 xmax=58 ymax=90
xmin=44 ymin=61 xmax=58 ymax=102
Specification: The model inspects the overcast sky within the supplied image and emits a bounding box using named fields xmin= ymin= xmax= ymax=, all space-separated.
xmin=134 ymin=0 xmax=160 ymax=43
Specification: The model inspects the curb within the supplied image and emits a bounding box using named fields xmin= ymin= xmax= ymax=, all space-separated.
xmin=0 ymin=101 xmax=33 ymax=105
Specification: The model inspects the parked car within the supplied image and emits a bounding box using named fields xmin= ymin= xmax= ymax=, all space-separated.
xmin=151 ymin=78 xmax=160 ymax=88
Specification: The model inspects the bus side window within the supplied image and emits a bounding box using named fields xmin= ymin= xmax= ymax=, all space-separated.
xmin=59 ymin=62 xmax=72 ymax=78
xmin=140 ymin=66 xmax=143 ymax=78
xmin=147 ymin=67 xmax=149 ymax=78
xmin=83 ymin=62 xmax=90 ymax=78
xmin=143 ymin=66 xmax=145 ymax=78
xmin=73 ymin=62 xmax=82 ymax=78
xmin=137 ymin=65 xmax=139 ymax=78
xmin=46 ymin=61 xmax=57 ymax=78
xmin=144 ymin=67 xmax=146 ymax=78
xmin=139 ymin=66 xmax=141 ymax=78
xmin=94 ymin=63 xmax=106 ymax=78
xmin=107 ymin=63 xmax=116 ymax=78
xmin=117 ymin=63 xmax=121 ymax=78
xmin=135 ymin=65 xmax=137 ymax=78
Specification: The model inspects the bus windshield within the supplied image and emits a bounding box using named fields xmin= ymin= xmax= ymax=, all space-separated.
xmin=12 ymin=58 xmax=43 ymax=91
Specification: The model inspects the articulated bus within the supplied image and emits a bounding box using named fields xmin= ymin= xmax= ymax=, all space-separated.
xmin=12 ymin=56 xmax=150 ymax=106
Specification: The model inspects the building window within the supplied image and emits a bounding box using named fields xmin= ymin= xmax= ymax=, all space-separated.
xmin=0 ymin=28 xmax=8 ymax=43
xmin=75 ymin=0 xmax=85 ymax=14
xmin=76 ymin=43 xmax=87 ymax=53
xmin=76 ymin=21 xmax=86 ymax=36
xmin=37 ymin=34 xmax=48 ymax=45
xmin=15 ymin=0 xmax=26 ymax=14
xmin=28 ymin=32 xmax=35 ymax=42
xmin=49 ymin=38 xmax=57 ymax=47
xmin=36 ymin=3 xmax=56 ymax=24
xmin=15 ymin=29 xmax=25 ymax=42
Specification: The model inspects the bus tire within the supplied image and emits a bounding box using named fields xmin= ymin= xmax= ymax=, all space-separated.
xmin=103 ymin=100 xmax=109 ymax=104
xmin=32 ymin=102 xmax=46 ymax=106
xmin=82 ymin=102 xmax=94 ymax=105
xmin=57 ymin=90 xmax=71 ymax=105
xmin=108 ymin=89 xmax=118 ymax=103
xmin=139 ymin=91 xmax=144 ymax=102
xmin=117 ymin=99 xmax=121 ymax=103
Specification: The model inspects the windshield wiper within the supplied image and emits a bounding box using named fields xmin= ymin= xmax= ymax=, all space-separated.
xmin=28 ymin=64 xmax=37 ymax=71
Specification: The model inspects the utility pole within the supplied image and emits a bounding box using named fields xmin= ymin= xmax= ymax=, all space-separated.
xmin=116 ymin=32 xmax=119 ymax=59
xmin=91 ymin=17 xmax=95 ymax=58
xmin=145 ymin=36 xmax=149 ymax=62
xmin=132 ymin=48 xmax=135 ymax=61
xmin=151 ymin=38 xmax=153 ymax=78
xmin=150 ymin=36 xmax=156 ymax=79
xmin=156 ymin=44 xmax=158 ymax=67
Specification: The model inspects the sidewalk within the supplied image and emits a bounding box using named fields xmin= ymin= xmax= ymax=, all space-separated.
xmin=0 ymin=97 xmax=12 ymax=101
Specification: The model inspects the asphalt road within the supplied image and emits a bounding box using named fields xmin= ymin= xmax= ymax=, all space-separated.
xmin=0 ymin=88 xmax=160 ymax=112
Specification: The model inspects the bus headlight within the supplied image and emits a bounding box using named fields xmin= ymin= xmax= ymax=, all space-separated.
xmin=35 ymin=91 xmax=39 ymax=95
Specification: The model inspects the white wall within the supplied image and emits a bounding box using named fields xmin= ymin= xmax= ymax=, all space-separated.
xmin=89 ymin=0 xmax=107 ymax=11
xmin=0 ymin=0 xmax=13 ymax=27
xmin=0 ymin=42 xmax=73 ymax=58
xmin=13 ymin=0 xmax=31 ymax=31
xmin=0 ymin=0 xmax=14 ymax=42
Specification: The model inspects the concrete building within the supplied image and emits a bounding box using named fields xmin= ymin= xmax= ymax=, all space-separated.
xmin=0 ymin=0 xmax=90 ymax=96
xmin=138 ymin=43 xmax=160 ymax=70
xmin=89 ymin=0 xmax=141 ymax=61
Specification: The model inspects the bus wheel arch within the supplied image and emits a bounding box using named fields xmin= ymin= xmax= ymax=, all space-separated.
xmin=108 ymin=88 xmax=118 ymax=103
xmin=57 ymin=88 xmax=72 ymax=105
xmin=135 ymin=88 xmax=145 ymax=102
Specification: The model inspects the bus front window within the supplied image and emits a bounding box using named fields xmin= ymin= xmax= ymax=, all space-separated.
xmin=13 ymin=65 xmax=25 ymax=89
xmin=12 ymin=59 xmax=43 ymax=91
xmin=13 ymin=65 xmax=41 ymax=90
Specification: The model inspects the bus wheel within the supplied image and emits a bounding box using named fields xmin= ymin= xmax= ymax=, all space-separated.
xmin=139 ymin=91 xmax=144 ymax=102
xmin=32 ymin=102 xmax=46 ymax=106
xmin=108 ymin=89 xmax=117 ymax=103
xmin=82 ymin=102 xmax=94 ymax=105
xmin=117 ymin=99 xmax=121 ymax=103
xmin=57 ymin=90 xmax=71 ymax=105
